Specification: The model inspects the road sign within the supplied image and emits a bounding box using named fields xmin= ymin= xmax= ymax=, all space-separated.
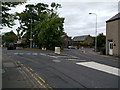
xmin=29 ymin=39 xmax=33 ymax=41
xmin=55 ymin=47 xmax=60 ymax=54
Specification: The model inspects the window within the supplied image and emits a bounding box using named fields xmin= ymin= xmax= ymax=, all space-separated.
xmin=110 ymin=43 xmax=113 ymax=49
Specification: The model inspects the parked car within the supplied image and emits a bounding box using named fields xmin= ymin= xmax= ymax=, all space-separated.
xmin=68 ymin=46 xmax=77 ymax=49
xmin=7 ymin=43 xmax=16 ymax=50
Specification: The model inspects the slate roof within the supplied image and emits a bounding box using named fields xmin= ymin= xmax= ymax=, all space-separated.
xmin=106 ymin=12 xmax=120 ymax=23
xmin=73 ymin=35 xmax=90 ymax=42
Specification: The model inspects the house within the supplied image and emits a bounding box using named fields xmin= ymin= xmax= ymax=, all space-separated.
xmin=106 ymin=13 xmax=120 ymax=57
xmin=61 ymin=34 xmax=72 ymax=48
xmin=72 ymin=35 xmax=94 ymax=47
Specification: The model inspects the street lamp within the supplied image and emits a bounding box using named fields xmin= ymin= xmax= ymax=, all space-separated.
xmin=89 ymin=13 xmax=97 ymax=52
xmin=30 ymin=18 xmax=32 ymax=48
xmin=29 ymin=9 xmax=33 ymax=48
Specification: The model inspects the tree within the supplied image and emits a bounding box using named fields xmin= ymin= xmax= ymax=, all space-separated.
xmin=37 ymin=17 xmax=65 ymax=50
xmin=97 ymin=33 xmax=106 ymax=54
xmin=17 ymin=2 xmax=65 ymax=49
xmin=97 ymin=33 xmax=106 ymax=49
xmin=16 ymin=3 xmax=49 ymax=36
xmin=2 ymin=31 xmax=18 ymax=44
xmin=1 ymin=2 xmax=26 ymax=27
xmin=35 ymin=3 xmax=65 ymax=50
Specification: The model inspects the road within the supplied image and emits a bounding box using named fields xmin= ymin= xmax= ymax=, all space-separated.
xmin=2 ymin=48 xmax=120 ymax=88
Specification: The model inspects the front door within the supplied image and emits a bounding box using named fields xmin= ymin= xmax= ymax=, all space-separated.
xmin=109 ymin=42 xmax=113 ymax=55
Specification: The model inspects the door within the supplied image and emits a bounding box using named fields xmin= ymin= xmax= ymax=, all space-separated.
xmin=109 ymin=42 xmax=113 ymax=55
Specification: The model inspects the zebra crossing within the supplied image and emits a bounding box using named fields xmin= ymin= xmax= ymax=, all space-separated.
xmin=14 ymin=52 xmax=79 ymax=59
xmin=13 ymin=52 xmax=120 ymax=76
xmin=76 ymin=61 xmax=120 ymax=76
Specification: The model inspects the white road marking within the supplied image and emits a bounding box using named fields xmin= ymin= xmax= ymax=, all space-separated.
xmin=19 ymin=53 xmax=24 ymax=55
xmin=32 ymin=53 xmax=38 ymax=55
xmin=14 ymin=53 xmax=19 ymax=55
xmin=49 ymin=56 xmax=58 ymax=58
xmin=40 ymin=53 xmax=47 ymax=56
xmin=76 ymin=61 xmax=120 ymax=76
xmin=26 ymin=53 xmax=31 ymax=55
xmin=52 ymin=60 xmax=61 ymax=63
xmin=56 ymin=56 xmax=66 ymax=57
xmin=67 ymin=59 xmax=86 ymax=61
xmin=70 ymin=55 xmax=79 ymax=59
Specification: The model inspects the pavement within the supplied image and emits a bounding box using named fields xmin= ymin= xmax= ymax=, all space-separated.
xmin=80 ymin=48 xmax=120 ymax=60
xmin=2 ymin=52 xmax=35 ymax=88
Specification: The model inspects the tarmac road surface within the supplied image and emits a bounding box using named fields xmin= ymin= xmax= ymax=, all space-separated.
xmin=2 ymin=48 xmax=119 ymax=88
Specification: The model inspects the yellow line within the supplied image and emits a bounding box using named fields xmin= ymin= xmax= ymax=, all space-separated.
xmin=28 ymin=67 xmax=46 ymax=83
xmin=24 ymin=66 xmax=48 ymax=88
xmin=3 ymin=54 xmax=53 ymax=89
xmin=19 ymin=67 xmax=22 ymax=70
xmin=33 ymin=75 xmax=46 ymax=88
xmin=24 ymin=66 xmax=53 ymax=89
xmin=28 ymin=67 xmax=34 ymax=71
xmin=35 ymin=73 xmax=46 ymax=83
xmin=24 ymin=67 xmax=30 ymax=72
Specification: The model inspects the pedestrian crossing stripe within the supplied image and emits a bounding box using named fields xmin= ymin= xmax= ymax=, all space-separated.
xmin=76 ymin=61 xmax=120 ymax=76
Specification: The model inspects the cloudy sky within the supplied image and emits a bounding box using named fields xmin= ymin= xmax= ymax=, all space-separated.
xmin=1 ymin=0 xmax=119 ymax=37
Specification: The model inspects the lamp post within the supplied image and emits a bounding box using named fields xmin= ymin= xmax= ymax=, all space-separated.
xmin=0 ymin=27 xmax=3 ymax=47
xmin=30 ymin=18 xmax=32 ymax=48
xmin=89 ymin=13 xmax=97 ymax=52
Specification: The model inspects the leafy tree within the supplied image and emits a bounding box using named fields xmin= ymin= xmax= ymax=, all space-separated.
xmin=1 ymin=2 xmax=26 ymax=27
xmin=2 ymin=31 xmax=18 ymax=44
xmin=97 ymin=33 xmax=106 ymax=54
xmin=16 ymin=3 xmax=49 ymax=48
xmin=16 ymin=3 xmax=49 ymax=36
xmin=97 ymin=33 xmax=106 ymax=49
xmin=35 ymin=3 xmax=65 ymax=50
xmin=36 ymin=17 xmax=65 ymax=50
xmin=17 ymin=2 xmax=65 ymax=49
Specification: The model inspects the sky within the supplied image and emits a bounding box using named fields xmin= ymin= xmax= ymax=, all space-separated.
xmin=1 ymin=0 xmax=119 ymax=38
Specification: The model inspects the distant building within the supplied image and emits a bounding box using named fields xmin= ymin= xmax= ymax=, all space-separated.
xmin=106 ymin=13 xmax=120 ymax=57
xmin=22 ymin=33 xmax=28 ymax=42
xmin=72 ymin=35 xmax=94 ymax=47
xmin=61 ymin=34 xmax=72 ymax=48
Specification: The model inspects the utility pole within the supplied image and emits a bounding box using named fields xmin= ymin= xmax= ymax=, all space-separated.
xmin=89 ymin=13 xmax=97 ymax=52
xmin=30 ymin=14 xmax=32 ymax=48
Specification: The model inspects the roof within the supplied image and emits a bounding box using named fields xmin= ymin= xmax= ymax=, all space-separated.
xmin=106 ymin=12 xmax=120 ymax=23
xmin=73 ymin=35 xmax=90 ymax=42
xmin=61 ymin=34 xmax=72 ymax=41
xmin=61 ymin=35 xmax=66 ymax=38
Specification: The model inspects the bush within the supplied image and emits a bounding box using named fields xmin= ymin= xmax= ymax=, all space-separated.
xmin=19 ymin=42 xmax=28 ymax=48
xmin=100 ymin=47 xmax=106 ymax=55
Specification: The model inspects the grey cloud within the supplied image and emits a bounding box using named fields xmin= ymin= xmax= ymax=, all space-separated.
xmin=58 ymin=2 xmax=118 ymax=37
xmin=3 ymin=1 xmax=118 ymax=38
